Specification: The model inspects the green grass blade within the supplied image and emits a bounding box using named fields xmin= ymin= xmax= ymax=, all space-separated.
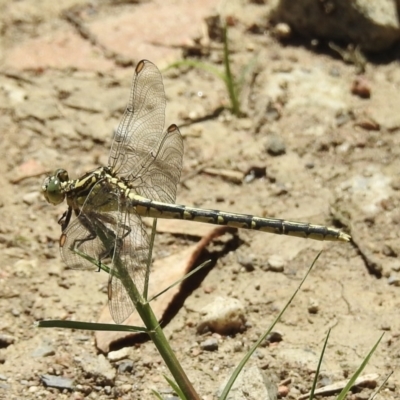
xmin=222 ymin=24 xmax=240 ymax=116
xmin=310 ymin=329 xmax=331 ymax=399
xmin=370 ymin=371 xmax=393 ymax=400
xmin=148 ymin=260 xmax=211 ymax=303
xmin=72 ymin=248 xmax=118 ymax=277
xmin=336 ymin=333 xmax=384 ymax=400
xmin=237 ymin=56 xmax=257 ymax=95
xmin=151 ymin=390 xmax=164 ymax=400
xmin=37 ymin=320 xmax=147 ymax=332
xmin=219 ymin=252 xmax=321 ymax=400
xmin=164 ymin=375 xmax=187 ymax=400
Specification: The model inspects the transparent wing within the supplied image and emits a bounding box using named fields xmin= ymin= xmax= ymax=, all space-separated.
xmin=108 ymin=60 xmax=183 ymax=203
xmin=128 ymin=124 xmax=183 ymax=203
xmin=109 ymin=59 xmax=166 ymax=178
xmin=108 ymin=211 xmax=149 ymax=324
xmin=60 ymin=182 xmax=150 ymax=324
xmin=60 ymin=210 xmax=120 ymax=271
xmin=60 ymin=181 xmax=120 ymax=270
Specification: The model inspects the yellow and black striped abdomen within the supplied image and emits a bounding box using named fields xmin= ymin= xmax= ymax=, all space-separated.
xmin=128 ymin=194 xmax=350 ymax=242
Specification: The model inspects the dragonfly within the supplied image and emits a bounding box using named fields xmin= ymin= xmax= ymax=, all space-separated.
xmin=42 ymin=60 xmax=351 ymax=324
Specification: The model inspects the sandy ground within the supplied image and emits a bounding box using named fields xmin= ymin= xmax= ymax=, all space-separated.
xmin=0 ymin=1 xmax=399 ymax=399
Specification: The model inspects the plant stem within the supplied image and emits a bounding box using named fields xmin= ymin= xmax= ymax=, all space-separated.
xmin=114 ymin=249 xmax=200 ymax=400
xmin=222 ymin=24 xmax=240 ymax=116
xmin=137 ymin=301 xmax=200 ymax=400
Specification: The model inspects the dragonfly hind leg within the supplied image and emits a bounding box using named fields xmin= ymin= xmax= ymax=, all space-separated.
xmin=64 ymin=213 xmax=115 ymax=271
xmin=67 ymin=212 xmax=132 ymax=272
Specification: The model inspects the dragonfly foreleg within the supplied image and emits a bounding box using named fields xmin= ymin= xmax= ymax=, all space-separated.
xmin=58 ymin=207 xmax=72 ymax=232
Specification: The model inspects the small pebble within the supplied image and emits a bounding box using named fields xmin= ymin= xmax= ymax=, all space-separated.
xmin=382 ymin=244 xmax=397 ymax=257
xmin=335 ymin=110 xmax=354 ymax=127
xmin=118 ymin=361 xmax=134 ymax=374
xmin=41 ymin=374 xmax=74 ymax=390
xmin=238 ymin=255 xmax=255 ymax=271
xmin=197 ymin=296 xmax=246 ymax=334
xmin=233 ymin=341 xmax=243 ymax=352
xmin=200 ymin=338 xmax=219 ymax=351
xmin=0 ymin=334 xmax=15 ymax=347
xmin=107 ymin=347 xmax=131 ymax=362
xmin=391 ymin=263 xmax=400 ymax=272
xmin=308 ymin=299 xmax=319 ymax=314
xmin=266 ymin=255 xmax=285 ymax=272
xmin=265 ymin=135 xmax=286 ymax=156
xmin=305 ymin=162 xmax=315 ymax=169
xmin=278 ymin=385 xmax=289 ymax=397
xmin=388 ymin=275 xmax=400 ymax=286
xmin=11 ymin=308 xmax=21 ymax=317
xmin=351 ymin=76 xmax=371 ymax=98
xmin=273 ymin=22 xmax=291 ymax=40
xmin=32 ymin=344 xmax=55 ymax=358
xmin=265 ymin=331 xmax=283 ymax=344
xmin=120 ymin=384 xmax=132 ymax=393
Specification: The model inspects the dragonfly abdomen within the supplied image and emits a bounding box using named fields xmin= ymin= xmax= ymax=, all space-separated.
xmin=129 ymin=194 xmax=350 ymax=242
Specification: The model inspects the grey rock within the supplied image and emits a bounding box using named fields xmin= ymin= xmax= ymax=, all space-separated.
xmin=197 ymin=296 xmax=246 ymax=334
xmin=41 ymin=374 xmax=74 ymax=390
xmin=77 ymin=354 xmax=116 ymax=385
xmin=31 ymin=344 xmax=55 ymax=357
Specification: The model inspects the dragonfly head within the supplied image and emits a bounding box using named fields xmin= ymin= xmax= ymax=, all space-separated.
xmin=42 ymin=169 xmax=69 ymax=205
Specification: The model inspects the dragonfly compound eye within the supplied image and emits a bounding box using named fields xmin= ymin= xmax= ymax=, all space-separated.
xmin=42 ymin=170 xmax=67 ymax=205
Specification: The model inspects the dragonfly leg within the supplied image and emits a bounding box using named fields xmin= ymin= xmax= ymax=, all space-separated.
xmin=58 ymin=207 xmax=72 ymax=232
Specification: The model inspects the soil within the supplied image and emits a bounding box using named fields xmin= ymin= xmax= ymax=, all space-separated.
xmin=0 ymin=1 xmax=399 ymax=399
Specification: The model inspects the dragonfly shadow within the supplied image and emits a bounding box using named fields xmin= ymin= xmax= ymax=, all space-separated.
xmin=162 ymin=232 xmax=244 ymax=324
xmin=109 ymin=232 xmax=243 ymax=351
